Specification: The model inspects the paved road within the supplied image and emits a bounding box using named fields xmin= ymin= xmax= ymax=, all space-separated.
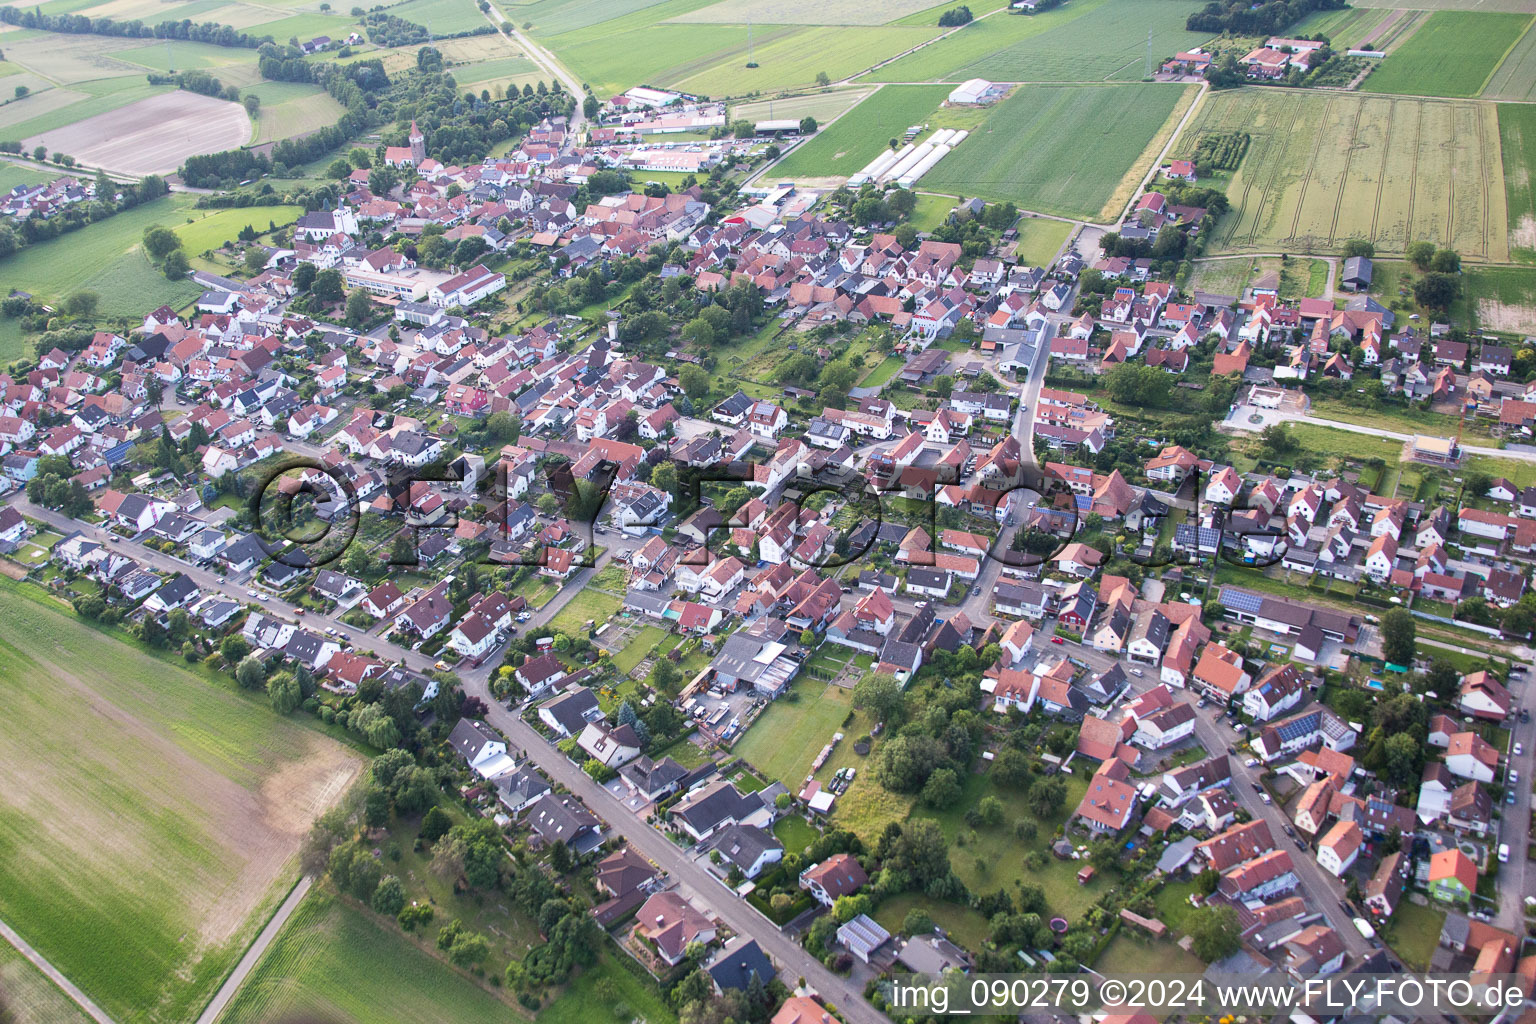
xmin=460 ymin=677 xmax=886 ymax=1024
xmin=0 ymin=915 xmax=116 ymax=1024
xmin=1182 ymin=699 xmax=1373 ymax=960
xmin=477 ymin=4 xmax=586 ymax=131
xmin=1493 ymin=675 xmax=1532 ymax=934
xmin=1225 ymin=408 xmax=1536 ymax=465
xmin=194 ymin=877 xmax=313 ymax=1024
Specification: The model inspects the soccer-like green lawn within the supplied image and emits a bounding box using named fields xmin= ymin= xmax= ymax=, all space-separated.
xmin=920 ymin=83 xmax=1190 ymax=221
xmin=0 ymin=582 xmax=361 ymax=1024
xmin=768 ymin=84 xmax=951 ymax=179
xmin=1364 ymin=10 xmax=1532 ymax=97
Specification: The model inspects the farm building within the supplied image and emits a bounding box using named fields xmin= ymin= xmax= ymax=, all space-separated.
xmin=948 ymin=79 xmax=1006 ymax=105
xmin=1341 ymin=256 xmax=1373 ymax=291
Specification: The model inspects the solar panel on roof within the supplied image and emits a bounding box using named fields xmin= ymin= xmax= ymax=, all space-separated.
xmin=1220 ymin=587 xmax=1265 ymax=614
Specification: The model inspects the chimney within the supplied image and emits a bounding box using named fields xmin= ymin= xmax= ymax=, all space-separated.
xmin=656 ymin=915 xmax=665 ymax=925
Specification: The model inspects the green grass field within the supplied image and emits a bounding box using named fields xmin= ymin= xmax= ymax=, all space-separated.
xmin=1179 ymin=88 xmax=1508 ymax=259
xmin=548 ymin=587 xmax=622 ymax=636
xmin=1498 ymin=103 xmax=1536 ymax=252
xmin=733 ymin=679 xmax=854 ymax=785
xmin=0 ymin=161 xmax=55 ymax=194
xmin=217 ymin=889 xmax=517 ymax=1024
xmin=511 ymin=0 xmax=678 ymax=36
xmin=907 ymin=191 xmax=953 ymax=232
xmin=768 ymin=84 xmax=950 ymax=179
xmin=921 ymin=83 xmax=1191 ymax=221
xmin=1010 ymin=217 xmax=1073 ymax=265
xmin=174 ymin=205 xmax=304 ymax=254
xmin=0 ymin=943 xmax=94 ymax=1024
xmin=670 ymin=26 xmax=943 ymax=96
xmin=0 ymin=194 xmax=208 ymax=316
xmin=252 ymin=84 xmax=347 ymax=144
xmin=864 ymin=0 xmax=1107 ymax=82
xmin=1095 ymin=932 xmax=1206 ymax=974
xmin=731 ymin=87 xmax=872 ymax=125
xmin=612 ymin=624 xmax=668 ymax=674
xmin=0 ymin=581 xmax=362 ymax=1024
xmin=873 ymin=893 xmax=990 ymax=948
xmin=1363 ymin=11 xmax=1531 ymax=97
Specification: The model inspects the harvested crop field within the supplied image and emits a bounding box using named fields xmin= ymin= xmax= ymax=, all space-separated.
xmin=0 ymin=582 xmax=363 ymax=1024
xmin=23 ymin=90 xmax=251 ymax=175
xmin=921 ymin=83 xmax=1193 ymax=221
xmin=1362 ymin=10 xmax=1531 ymax=97
xmin=1176 ymin=88 xmax=1507 ymax=260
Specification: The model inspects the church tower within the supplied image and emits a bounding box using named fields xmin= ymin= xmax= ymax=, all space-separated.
xmin=408 ymin=120 xmax=426 ymax=165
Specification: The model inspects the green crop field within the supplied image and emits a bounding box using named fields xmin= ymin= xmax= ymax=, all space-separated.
xmin=0 ymin=943 xmax=94 ymax=1024
xmin=382 ymin=0 xmax=492 ymax=34
xmin=217 ymin=890 xmax=516 ymax=1024
xmin=510 ymin=0 xmax=677 ymax=37
xmin=768 ymin=84 xmax=950 ymax=179
xmin=0 ymin=194 xmax=210 ymax=316
xmin=1498 ymin=103 xmax=1536 ymax=253
xmin=864 ymin=0 xmax=1210 ymax=83
xmin=253 ymin=85 xmax=347 ymax=143
xmin=1485 ymin=20 xmax=1536 ymax=101
xmin=731 ymin=87 xmax=873 ymax=125
xmin=941 ymin=0 xmax=1211 ymax=82
xmin=671 ymin=26 xmax=942 ymax=97
xmin=1175 ymin=88 xmax=1508 ymax=260
xmin=1363 ymin=11 xmax=1530 ymax=97
xmin=1463 ymin=264 xmax=1536 ymax=333
xmin=921 ymin=83 xmax=1191 ymax=221
xmin=1290 ymin=6 xmax=1391 ymax=49
xmin=669 ymin=0 xmax=945 ymax=26
xmin=0 ymin=581 xmax=362 ymax=1024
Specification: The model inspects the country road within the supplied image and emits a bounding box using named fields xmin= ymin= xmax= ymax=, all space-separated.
xmin=195 ymin=877 xmax=313 ymax=1024
xmin=0 ymin=916 xmax=116 ymax=1024
xmin=1223 ymin=407 xmax=1536 ymax=465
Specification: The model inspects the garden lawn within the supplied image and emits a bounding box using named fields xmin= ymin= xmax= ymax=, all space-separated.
xmin=859 ymin=354 xmax=903 ymax=387
xmin=538 ymin=951 xmax=677 ymax=1024
xmin=920 ymin=83 xmax=1192 ymax=221
xmin=0 ymin=580 xmax=362 ymax=1024
xmin=1364 ymin=11 xmax=1531 ymax=97
xmin=0 ymin=193 xmax=205 ymax=315
xmin=1095 ymin=932 xmax=1206 ymax=974
xmin=1011 ymin=217 xmax=1073 ymax=266
xmin=769 ymin=84 xmax=951 ymax=180
xmin=216 ymin=889 xmax=518 ymax=1024
xmin=909 ymin=770 xmax=1101 ymax=920
xmin=908 ymin=191 xmax=954 ymax=233
xmin=873 ymin=894 xmax=990 ymax=949
xmin=613 ymin=625 xmax=668 ymax=674
xmin=1384 ymin=900 xmax=1445 ymax=970
xmin=773 ymin=814 xmax=819 ymax=856
xmin=548 ymin=587 xmax=622 ymax=635
xmin=732 ymin=680 xmax=854 ymax=786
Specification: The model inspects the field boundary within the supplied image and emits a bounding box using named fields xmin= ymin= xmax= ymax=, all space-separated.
xmin=194 ymin=876 xmax=312 ymax=1024
xmin=0 ymin=916 xmax=115 ymax=1024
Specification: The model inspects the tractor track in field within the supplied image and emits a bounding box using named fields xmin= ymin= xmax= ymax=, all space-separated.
xmin=1326 ymin=97 xmax=1367 ymax=245
xmin=1236 ymin=90 xmax=1307 ymax=249
xmin=1287 ymin=93 xmax=1337 ymax=247
xmin=1369 ymin=97 xmax=1394 ymax=241
xmin=1479 ymin=104 xmax=1493 ymax=259
xmin=1405 ymin=100 xmax=1422 ymax=248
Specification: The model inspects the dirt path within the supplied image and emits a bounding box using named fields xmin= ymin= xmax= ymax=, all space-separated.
xmin=0 ymin=917 xmax=115 ymax=1024
xmin=194 ymin=876 xmax=313 ymax=1024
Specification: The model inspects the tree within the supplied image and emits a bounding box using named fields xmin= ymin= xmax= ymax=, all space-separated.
xmin=312 ymin=268 xmax=345 ymax=305
xmin=874 ymin=732 xmax=947 ymax=793
xmin=62 ymin=291 xmax=99 ymax=318
xmin=292 ymin=261 xmax=316 ymax=291
xmin=903 ymin=907 xmax=934 ymax=935
xmin=799 ymin=116 xmax=818 ymax=134
xmin=420 ymin=805 xmax=452 ymax=842
xmin=267 ymin=671 xmax=301 ymax=714
xmin=346 ymin=288 xmax=373 ymax=329
xmin=1025 ymin=777 xmax=1066 ymax=818
xmin=235 ymin=654 xmax=267 ymax=690
xmin=13 ymin=84 xmax=25 ymax=99
xmin=243 ymin=246 xmax=269 ymax=274
xmin=921 ymin=766 xmax=962 ymax=808
xmin=219 ymin=634 xmax=250 ymax=665
xmin=992 ymin=748 xmax=1033 ymax=789
xmin=1341 ymin=238 xmax=1375 ymax=259
xmin=372 ymin=875 xmax=406 ymax=916
xmin=678 ymin=363 xmax=712 ymax=401
xmin=1430 ymin=249 xmax=1461 ymax=274
xmin=163 ymin=249 xmax=189 ymax=280
xmin=681 ymin=316 xmax=714 ymax=349
xmin=815 ymin=71 xmax=831 ymax=87
xmin=1406 ymin=240 xmax=1435 ymax=270
xmin=583 ymin=94 xmax=600 ymax=119
xmin=1188 ymin=904 xmax=1241 ymax=961
xmin=853 ymin=672 xmax=904 ymax=723
xmin=933 ymin=374 xmax=954 ymax=399
xmin=1383 ymin=731 xmax=1422 ymax=787
xmin=142 ymin=225 xmax=181 ymax=262
xmin=1413 ymin=272 xmax=1460 ymax=312
xmin=1380 ymin=607 xmax=1416 ymax=666
xmin=976 ymin=795 xmax=1004 ymax=826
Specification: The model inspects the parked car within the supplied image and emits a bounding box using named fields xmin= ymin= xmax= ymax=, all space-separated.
xmin=1507 ymin=790 xmax=1517 ymax=805
xmin=1516 ymin=743 xmax=1524 ymax=756
xmin=1051 ymin=637 xmax=1065 ymax=644
xmin=1260 ymin=792 xmax=1272 ymax=805
xmin=1499 ymin=843 xmax=1511 ymax=863
xmin=1246 ymin=758 xmax=1259 ymax=768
